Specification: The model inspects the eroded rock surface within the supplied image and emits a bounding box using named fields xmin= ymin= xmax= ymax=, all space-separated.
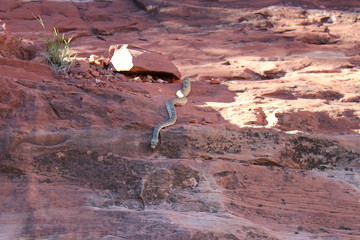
xmin=0 ymin=0 xmax=359 ymax=239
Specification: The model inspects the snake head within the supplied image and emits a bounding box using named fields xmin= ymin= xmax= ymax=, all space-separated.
xmin=150 ymin=138 xmax=158 ymax=149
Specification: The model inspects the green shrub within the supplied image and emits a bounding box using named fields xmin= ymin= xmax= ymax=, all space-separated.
xmin=34 ymin=15 xmax=76 ymax=72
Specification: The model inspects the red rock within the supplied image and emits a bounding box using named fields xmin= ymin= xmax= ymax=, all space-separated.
xmin=88 ymin=54 xmax=98 ymax=64
xmin=69 ymin=66 xmax=82 ymax=74
xmin=0 ymin=20 xmax=32 ymax=60
xmin=244 ymin=107 xmax=268 ymax=126
xmin=77 ymin=59 xmax=91 ymax=73
xmin=239 ymin=68 xmax=263 ymax=80
xmin=91 ymin=70 xmax=100 ymax=77
xmin=262 ymin=68 xmax=286 ymax=79
xmin=109 ymin=44 xmax=181 ymax=79
xmin=89 ymin=54 xmax=110 ymax=68
xmin=0 ymin=1 xmax=359 ymax=239
xmin=262 ymin=89 xmax=297 ymax=100
xmin=297 ymin=32 xmax=339 ymax=44
xmin=210 ymin=79 xmax=221 ymax=84
xmin=341 ymin=94 xmax=360 ymax=103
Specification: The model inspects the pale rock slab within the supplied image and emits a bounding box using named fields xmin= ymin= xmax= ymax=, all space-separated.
xmin=109 ymin=44 xmax=181 ymax=79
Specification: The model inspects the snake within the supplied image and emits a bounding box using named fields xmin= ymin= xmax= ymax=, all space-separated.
xmin=150 ymin=77 xmax=191 ymax=149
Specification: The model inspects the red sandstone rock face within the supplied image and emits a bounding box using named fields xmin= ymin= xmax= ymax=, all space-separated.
xmin=0 ymin=1 xmax=360 ymax=240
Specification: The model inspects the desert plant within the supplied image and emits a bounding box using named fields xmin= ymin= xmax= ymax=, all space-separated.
xmin=34 ymin=14 xmax=76 ymax=72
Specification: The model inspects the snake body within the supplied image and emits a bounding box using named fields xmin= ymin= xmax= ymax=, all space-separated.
xmin=151 ymin=77 xmax=191 ymax=149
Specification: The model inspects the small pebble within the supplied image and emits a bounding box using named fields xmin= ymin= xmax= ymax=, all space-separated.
xmin=89 ymin=54 xmax=99 ymax=64
xmin=210 ymin=79 xmax=221 ymax=84
xmin=157 ymin=79 xmax=165 ymax=83
xmin=134 ymin=76 xmax=142 ymax=82
xmin=91 ymin=70 xmax=100 ymax=77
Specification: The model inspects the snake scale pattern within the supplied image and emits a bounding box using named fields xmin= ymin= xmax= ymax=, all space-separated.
xmin=151 ymin=77 xmax=191 ymax=149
